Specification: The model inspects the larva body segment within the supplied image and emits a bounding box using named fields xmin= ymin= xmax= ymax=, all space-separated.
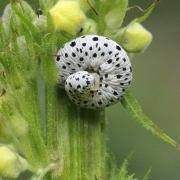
xmin=56 ymin=35 xmax=132 ymax=109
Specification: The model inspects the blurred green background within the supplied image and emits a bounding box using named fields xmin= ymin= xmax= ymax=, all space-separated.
xmin=0 ymin=0 xmax=180 ymax=179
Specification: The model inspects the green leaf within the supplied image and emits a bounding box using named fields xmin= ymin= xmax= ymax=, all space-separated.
xmin=105 ymin=0 xmax=128 ymax=29
xmin=143 ymin=168 xmax=151 ymax=180
xmin=118 ymin=158 xmax=137 ymax=180
xmin=135 ymin=0 xmax=159 ymax=23
xmin=108 ymin=153 xmax=118 ymax=180
xmin=121 ymin=91 xmax=179 ymax=148
xmin=118 ymin=158 xmax=129 ymax=179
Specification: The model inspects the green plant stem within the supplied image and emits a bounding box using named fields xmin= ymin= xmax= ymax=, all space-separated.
xmin=54 ymin=89 xmax=106 ymax=179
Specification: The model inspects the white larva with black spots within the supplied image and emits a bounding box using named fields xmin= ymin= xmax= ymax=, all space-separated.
xmin=56 ymin=35 xmax=132 ymax=109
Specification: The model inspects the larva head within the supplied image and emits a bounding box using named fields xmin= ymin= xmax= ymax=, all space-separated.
xmin=56 ymin=35 xmax=132 ymax=109
xmin=65 ymin=71 xmax=99 ymax=94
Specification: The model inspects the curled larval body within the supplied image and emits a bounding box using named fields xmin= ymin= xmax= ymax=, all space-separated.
xmin=56 ymin=35 xmax=132 ymax=109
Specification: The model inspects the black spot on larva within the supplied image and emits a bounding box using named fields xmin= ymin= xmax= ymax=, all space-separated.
xmin=86 ymin=81 xmax=90 ymax=85
xmin=92 ymin=104 xmax=95 ymax=107
xmin=82 ymin=75 xmax=85 ymax=78
xmin=123 ymin=67 xmax=126 ymax=71
xmin=109 ymin=51 xmax=112 ymax=55
xmin=80 ymin=57 xmax=84 ymax=61
xmin=130 ymin=67 xmax=132 ymax=72
xmin=56 ymin=55 xmax=60 ymax=61
xmin=116 ymin=64 xmax=120 ymax=67
xmin=113 ymin=91 xmax=118 ymax=96
xmin=110 ymin=99 xmax=114 ymax=103
xmin=105 ymin=84 xmax=108 ymax=88
xmin=85 ymin=52 xmax=88 ymax=56
xmin=89 ymin=47 xmax=93 ymax=50
xmin=116 ymin=58 xmax=119 ymax=61
xmin=72 ymin=52 xmax=76 ymax=57
xmin=115 ymin=53 xmax=119 ymax=57
xmin=124 ymin=78 xmax=128 ymax=80
xmin=96 ymin=43 xmax=98 ymax=47
xmin=122 ymin=88 xmax=125 ymax=92
xmin=78 ymin=64 xmax=81 ymax=67
xmin=76 ymin=48 xmax=79 ymax=52
xmin=105 ymin=74 xmax=108 ymax=78
xmin=65 ymin=53 xmax=68 ymax=58
xmin=98 ymin=47 xmax=101 ymax=51
xmin=66 ymin=62 xmax=71 ymax=65
xmin=69 ymin=83 xmax=72 ymax=87
xmin=81 ymin=36 xmax=85 ymax=38
xmin=98 ymin=91 xmax=102 ymax=95
xmin=76 ymin=78 xmax=80 ymax=81
xmin=77 ymin=85 xmax=81 ymax=89
xmin=92 ymin=37 xmax=99 ymax=41
xmin=120 ymin=83 xmax=124 ymax=85
xmin=98 ymin=101 xmax=102 ymax=105
xmin=107 ymin=59 xmax=112 ymax=64
xmin=101 ymin=52 xmax=105 ymax=56
xmin=104 ymin=43 xmax=108 ymax=47
xmin=82 ymin=43 xmax=86 ymax=46
xmin=62 ymin=65 xmax=66 ymax=69
xmin=116 ymin=45 xmax=121 ymax=51
xmin=123 ymin=58 xmax=126 ymax=62
xmin=84 ymin=101 xmax=88 ymax=104
xmin=80 ymin=49 xmax=83 ymax=53
xmin=100 ymin=77 xmax=103 ymax=81
xmin=71 ymin=68 xmax=75 ymax=71
xmin=93 ymin=53 xmax=97 ymax=58
xmin=70 ymin=41 xmax=76 ymax=47
xmin=128 ymin=81 xmax=131 ymax=84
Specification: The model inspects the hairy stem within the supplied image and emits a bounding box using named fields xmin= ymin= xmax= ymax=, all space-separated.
xmin=53 ymin=89 xmax=106 ymax=179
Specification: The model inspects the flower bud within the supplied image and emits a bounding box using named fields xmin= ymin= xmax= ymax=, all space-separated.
xmin=119 ymin=22 xmax=153 ymax=53
xmin=57 ymin=0 xmax=95 ymax=12
xmin=81 ymin=18 xmax=97 ymax=34
xmin=32 ymin=15 xmax=47 ymax=32
xmin=49 ymin=0 xmax=86 ymax=35
xmin=2 ymin=1 xmax=35 ymax=31
xmin=0 ymin=145 xmax=29 ymax=178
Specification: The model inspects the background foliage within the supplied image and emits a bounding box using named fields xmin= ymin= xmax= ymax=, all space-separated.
xmin=0 ymin=0 xmax=180 ymax=179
